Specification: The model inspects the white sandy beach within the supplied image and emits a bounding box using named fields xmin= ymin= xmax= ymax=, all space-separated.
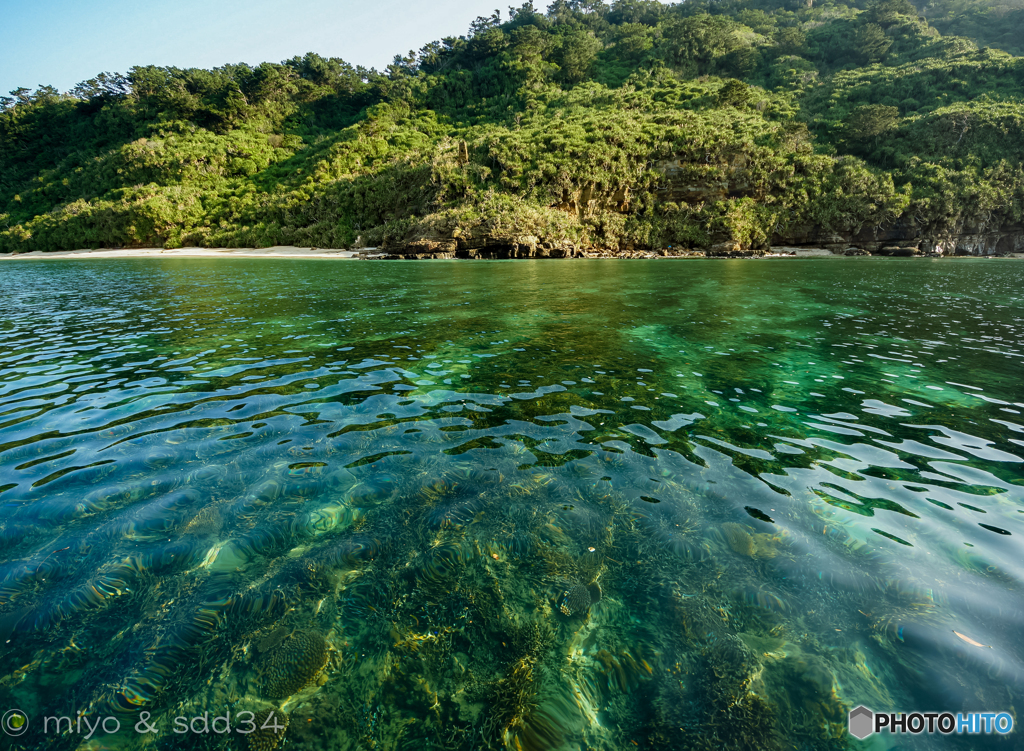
xmin=0 ymin=246 xmax=363 ymax=260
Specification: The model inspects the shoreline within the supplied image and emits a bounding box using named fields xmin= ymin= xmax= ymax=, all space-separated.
xmin=1 ymin=246 xmax=1022 ymax=260
xmin=0 ymin=246 xmax=361 ymax=260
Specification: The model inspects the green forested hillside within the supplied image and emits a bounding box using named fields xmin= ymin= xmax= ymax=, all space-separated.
xmin=1 ymin=0 xmax=1022 ymax=253
xmin=915 ymin=0 xmax=1024 ymax=56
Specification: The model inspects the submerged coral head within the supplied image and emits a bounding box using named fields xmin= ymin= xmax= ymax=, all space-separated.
xmin=558 ymin=581 xmax=601 ymax=616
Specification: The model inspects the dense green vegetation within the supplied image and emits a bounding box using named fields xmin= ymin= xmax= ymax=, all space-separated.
xmin=1 ymin=0 xmax=1022 ymax=253
xmin=916 ymin=0 xmax=1024 ymax=56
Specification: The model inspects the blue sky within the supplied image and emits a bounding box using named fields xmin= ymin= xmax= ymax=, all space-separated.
xmin=1 ymin=0 xmax=516 ymax=96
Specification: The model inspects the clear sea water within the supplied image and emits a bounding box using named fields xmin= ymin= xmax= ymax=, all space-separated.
xmin=0 ymin=258 xmax=1021 ymax=750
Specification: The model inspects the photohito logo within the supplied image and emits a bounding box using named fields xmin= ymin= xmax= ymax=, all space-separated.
xmin=2 ymin=709 xmax=29 ymax=736
xmin=848 ymin=705 xmax=1014 ymax=739
xmin=849 ymin=706 xmax=873 ymax=740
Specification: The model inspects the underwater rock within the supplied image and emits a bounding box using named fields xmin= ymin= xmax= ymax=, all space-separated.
xmin=721 ymin=522 xmax=780 ymax=559
xmin=256 ymin=630 xmax=330 ymax=699
xmin=252 ymin=479 xmax=286 ymax=503
xmin=247 ymin=707 xmax=289 ymax=751
xmin=184 ymin=506 xmax=223 ymax=537
xmin=722 ymin=523 xmax=755 ymax=556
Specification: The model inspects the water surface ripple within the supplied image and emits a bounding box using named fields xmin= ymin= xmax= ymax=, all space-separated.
xmin=0 ymin=258 xmax=1021 ymax=749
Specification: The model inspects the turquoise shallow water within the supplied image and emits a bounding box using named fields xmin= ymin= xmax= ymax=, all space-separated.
xmin=0 ymin=258 xmax=1021 ymax=750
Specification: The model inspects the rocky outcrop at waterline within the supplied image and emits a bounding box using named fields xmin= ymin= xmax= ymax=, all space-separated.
xmin=773 ymin=219 xmax=1024 ymax=257
xmin=374 ymin=220 xmax=1024 ymax=259
xmin=380 ymin=233 xmax=586 ymax=260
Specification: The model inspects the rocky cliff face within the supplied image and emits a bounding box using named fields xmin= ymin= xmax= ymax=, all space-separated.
xmin=774 ymin=219 xmax=1024 ymax=256
xmin=380 ymin=156 xmax=1022 ymax=258
xmin=384 ymin=221 xmax=1024 ymax=259
xmin=927 ymin=224 xmax=1024 ymax=256
xmin=383 ymin=234 xmax=584 ymax=259
xmin=653 ymin=155 xmax=755 ymax=205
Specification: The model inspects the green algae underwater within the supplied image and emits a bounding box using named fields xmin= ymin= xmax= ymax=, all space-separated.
xmin=0 ymin=257 xmax=1021 ymax=751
